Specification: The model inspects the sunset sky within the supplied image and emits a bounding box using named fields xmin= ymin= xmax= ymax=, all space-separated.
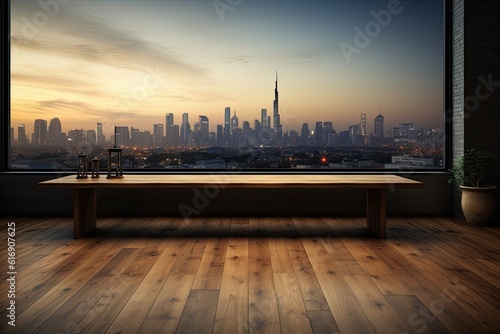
xmin=11 ymin=0 xmax=444 ymax=139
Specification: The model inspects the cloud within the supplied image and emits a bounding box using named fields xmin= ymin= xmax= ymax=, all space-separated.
xmin=35 ymin=99 xmax=145 ymax=120
xmin=11 ymin=2 xmax=209 ymax=78
xmin=222 ymin=54 xmax=265 ymax=66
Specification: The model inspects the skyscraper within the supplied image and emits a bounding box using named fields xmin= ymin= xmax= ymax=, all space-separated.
xmin=153 ymin=124 xmax=164 ymax=145
xmin=199 ymin=116 xmax=209 ymax=146
xmin=315 ymin=122 xmax=323 ymax=145
xmin=301 ymin=123 xmax=309 ymax=145
xmin=323 ymin=121 xmax=333 ymax=146
xmin=169 ymin=125 xmax=180 ymax=146
xmin=231 ymin=111 xmax=239 ymax=135
xmin=96 ymin=122 xmax=104 ymax=145
xmin=374 ymin=113 xmax=384 ymax=139
xmin=68 ymin=129 xmax=85 ymax=146
xmin=48 ymin=117 xmax=62 ymax=145
xmin=130 ymin=127 xmax=139 ymax=145
xmin=360 ymin=113 xmax=367 ymax=136
xmin=18 ymin=124 xmax=27 ymax=146
xmin=254 ymin=120 xmax=262 ymax=133
xmin=216 ymin=124 xmax=223 ymax=146
xmin=273 ymin=72 xmax=280 ymax=130
xmin=349 ymin=124 xmax=359 ymax=145
xmin=115 ymin=126 xmax=130 ymax=146
xmin=400 ymin=123 xmax=415 ymax=138
xmin=242 ymin=121 xmax=251 ymax=140
xmin=165 ymin=113 xmax=174 ymax=144
xmin=224 ymin=107 xmax=231 ymax=139
xmin=33 ymin=119 xmax=48 ymax=146
xmin=181 ymin=113 xmax=190 ymax=146
xmin=261 ymin=109 xmax=267 ymax=128
xmin=166 ymin=113 xmax=174 ymax=128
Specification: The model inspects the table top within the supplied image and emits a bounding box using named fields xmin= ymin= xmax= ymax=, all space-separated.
xmin=38 ymin=174 xmax=423 ymax=189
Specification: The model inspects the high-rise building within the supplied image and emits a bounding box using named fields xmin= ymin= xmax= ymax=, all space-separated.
xmin=169 ymin=125 xmax=180 ymax=146
xmin=323 ymin=121 xmax=333 ymax=146
xmin=360 ymin=113 xmax=367 ymax=136
xmin=230 ymin=111 xmax=239 ymax=135
xmin=115 ymin=126 xmax=130 ymax=146
xmin=33 ymin=119 xmax=48 ymax=146
xmin=349 ymin=124 xmax=359 ymax=145
xmin=18 ymin=124 xmax=27 ymax=146
xmin=48 ymin=117 xmax=62 ymax=145
xmin=400 ymin=123 xmax=414 ymax=138
xmin=68 ymin=129 xmax=85 ymax=146
xmin=254 ymin=120 xmax=262 ymax=133
xmin=408 ymin=128 xmax=416 ymax=140
xmin=96 ymin=122 xmax=104 ymax=144
xmin=137 ymin=130 xmax=152 ymax=146
xmin=232 ymin=128 xmax=243 ymax=147
xmin=374 ymin=114 xmax=384 ymax=139
xmin=261 ymin=109 xmax=267 ymax=128
xmin=165 ymin=113 xmax=174 ymax=144
xmin=315 ymin=122 xmax=323 ymax=145
xmin=273 ymin=72 xmax=280 ymax=130
xmin=153 ymin=124 xmax=164 ymax=145
xmin=199 ymin=116 xmax=209 ymax=146
xmin=275 ymin=124 xmax=282 ymax=144
xmin=338 ymin=131 xmax=350 ymax=146
xmin=301 ymin=123 xmax=309 ymax=145
xmin=130 ymin=127 xmax=139 ymax=145
xmin=216 ymin=124 xmax=223 ymax=146
xmin=242 ymin=121 xmax=251 ymax=140
xmin=181 ymin=113 xmax=190 ymax=147
xmin=166 ymin=113 xmax=174 ymax=128
xmin=86 ymin=130 xmax=97 ymax=145
xmin=224 ymin=107 xmax=231 ymax=139
xmin=10 ymin=127 xmax=14 ymax=146
xmin=416 ymin=128 xmax=424 ymax=143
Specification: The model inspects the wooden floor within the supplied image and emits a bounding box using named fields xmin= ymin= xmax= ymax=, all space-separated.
xmin=0 ymin=217 xmax=499 ymax=333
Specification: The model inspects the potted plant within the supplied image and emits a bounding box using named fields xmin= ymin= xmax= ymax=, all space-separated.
xmin=449 ymin=149 xmax=497 ymax=225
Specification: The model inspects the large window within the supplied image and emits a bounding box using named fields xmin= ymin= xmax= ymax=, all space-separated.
xmin=8 ymin=0 xmax=447 ymax=171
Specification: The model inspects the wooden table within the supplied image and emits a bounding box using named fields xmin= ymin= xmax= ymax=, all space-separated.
xmin=38 ymin=174 xmax=423 ymax=239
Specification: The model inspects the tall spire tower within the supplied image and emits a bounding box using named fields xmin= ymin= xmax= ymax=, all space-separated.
xmin=273 ymin=71 xmax=280 ymax=130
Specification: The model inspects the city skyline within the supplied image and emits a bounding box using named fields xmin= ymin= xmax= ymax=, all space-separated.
xmin=11 ymin=72 xmax=444 ymax=140
xmin=11 ymin=0 xmax=444 ymax=138
xmin=12 ymin=110 xmax=438 ymax=148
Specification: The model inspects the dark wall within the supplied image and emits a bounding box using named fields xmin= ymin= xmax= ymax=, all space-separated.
xmin=461 ymin=0 xmax=500 ymax=220
xmin=0 ymin=173 xmax=451 ymax=217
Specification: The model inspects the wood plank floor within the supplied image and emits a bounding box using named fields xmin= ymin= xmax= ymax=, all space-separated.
xmin=1 ymin=216 xmax=499 ymax=333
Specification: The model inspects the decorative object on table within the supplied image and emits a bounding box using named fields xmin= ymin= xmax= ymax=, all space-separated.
xmin=76 ymin=153 xmax=89 ymax=179
xmin=449 ymin=148 xmax=497 ymax=226
xmin=91 ymin=156 xmax=100 ymax=178
xmin=107 ymin=126 xmax=124 ymax=179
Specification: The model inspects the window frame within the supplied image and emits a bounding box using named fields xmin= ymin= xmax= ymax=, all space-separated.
xmin=1 ymin=0 xmax=452 ymax=174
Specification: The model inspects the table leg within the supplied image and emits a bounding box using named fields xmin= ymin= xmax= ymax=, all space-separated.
xmin=366 ymin=188 xmax=386 ymax=238
xmin=73 ymin=189 xmax=97 ymax=238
